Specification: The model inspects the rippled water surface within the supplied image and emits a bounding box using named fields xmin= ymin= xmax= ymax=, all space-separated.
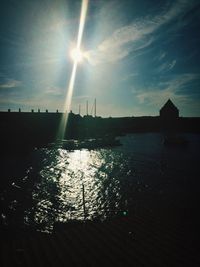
xmin=1 ymin=133 xmax=200 ymax=232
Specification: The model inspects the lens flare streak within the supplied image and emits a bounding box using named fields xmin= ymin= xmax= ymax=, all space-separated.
xmin=58 ymin=0 xmax=88 ymax=140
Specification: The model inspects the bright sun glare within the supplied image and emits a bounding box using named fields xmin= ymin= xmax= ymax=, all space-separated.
xmin=57 ymin=0 xmax=88 ymax=141
xmin=70 ymin=48 xmax=83 ymax=63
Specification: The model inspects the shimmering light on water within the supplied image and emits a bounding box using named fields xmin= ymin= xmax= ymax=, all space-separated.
xmin=31 ymin=148 xmax=124 ymax=231
xmin=2 ymin=134 xmax=199 ymax=233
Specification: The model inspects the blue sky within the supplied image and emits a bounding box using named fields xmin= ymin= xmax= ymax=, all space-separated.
xmin=0 ymin=0 xmax=200 ymax=117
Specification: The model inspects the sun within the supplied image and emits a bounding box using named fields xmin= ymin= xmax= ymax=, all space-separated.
xmin=70 ymin=48 xmax=84 ymax=63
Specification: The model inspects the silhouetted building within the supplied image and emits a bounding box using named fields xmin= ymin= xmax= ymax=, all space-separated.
xmin=160 ymin=99 xmax=179 ymax=119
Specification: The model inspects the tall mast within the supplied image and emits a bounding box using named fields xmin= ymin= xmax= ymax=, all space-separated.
xmin=86 ymin=100 xmax=88 ymax=116
xmin=79 ymin=104 xmax=81 ymax=115
xmin=94 ymin=98 xmax=96 ymax=117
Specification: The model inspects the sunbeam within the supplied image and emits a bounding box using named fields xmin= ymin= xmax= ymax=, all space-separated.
xmin=57 ymin=0 xmax=89 ymax=140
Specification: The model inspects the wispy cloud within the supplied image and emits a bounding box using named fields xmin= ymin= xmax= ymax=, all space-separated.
xmin=0 ymin=79 xmax=22 ymax=89
xmin=44 ymin=86 xmax=63 ymax=96
xmin=134 ymin=73 xmax=199 ymax=107
xmin=156 ymin=52 xmax=167 ymax=61
xmin=85 ymin=0 xmax=193 ymax=65
xmin=121 ymin=72 xmax=139 ymax=82
xmin=157 ymin=59 xmax=177 ymax=73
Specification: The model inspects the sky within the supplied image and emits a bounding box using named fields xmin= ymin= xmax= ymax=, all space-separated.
xmin=0 ymin=0 xmax=200 ymax=117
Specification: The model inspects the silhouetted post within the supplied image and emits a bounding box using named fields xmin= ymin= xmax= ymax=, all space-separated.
xmin=46 ymin=109 xmax=48 ymax=113
xmin=56 ymin=109 xmax=59 ymax=113
xmin=38 ymin=109 xmax=40 ymax=113
xmin=79 ymin=105 xmax=81 ymax=115
xmin=82 ymin=183 xmax=86 ymax=221
xmin=31 ymin=109 xmax=34 ymax=113
xmin=8 ymin=109 xmax=11 ymax=112
xmin=19 ymin=108 xmax=21 ymax=112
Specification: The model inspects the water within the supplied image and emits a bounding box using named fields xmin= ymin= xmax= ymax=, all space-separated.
xmin=1 ymin=133 xmax=200 ymax=232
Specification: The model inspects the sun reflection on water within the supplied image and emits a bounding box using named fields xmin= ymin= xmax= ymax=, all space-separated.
xmin=2 ymin=134 xmax=198 ymax=234
xmin=31 ymin=148 xmax=123 ymax=232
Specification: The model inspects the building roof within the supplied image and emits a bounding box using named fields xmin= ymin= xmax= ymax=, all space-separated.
xmin=160 ymin=99 xmax=178 ymax=111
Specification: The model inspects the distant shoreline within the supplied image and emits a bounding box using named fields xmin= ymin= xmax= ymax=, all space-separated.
xmin=0 ymin=111 xmax=199 ymax=152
